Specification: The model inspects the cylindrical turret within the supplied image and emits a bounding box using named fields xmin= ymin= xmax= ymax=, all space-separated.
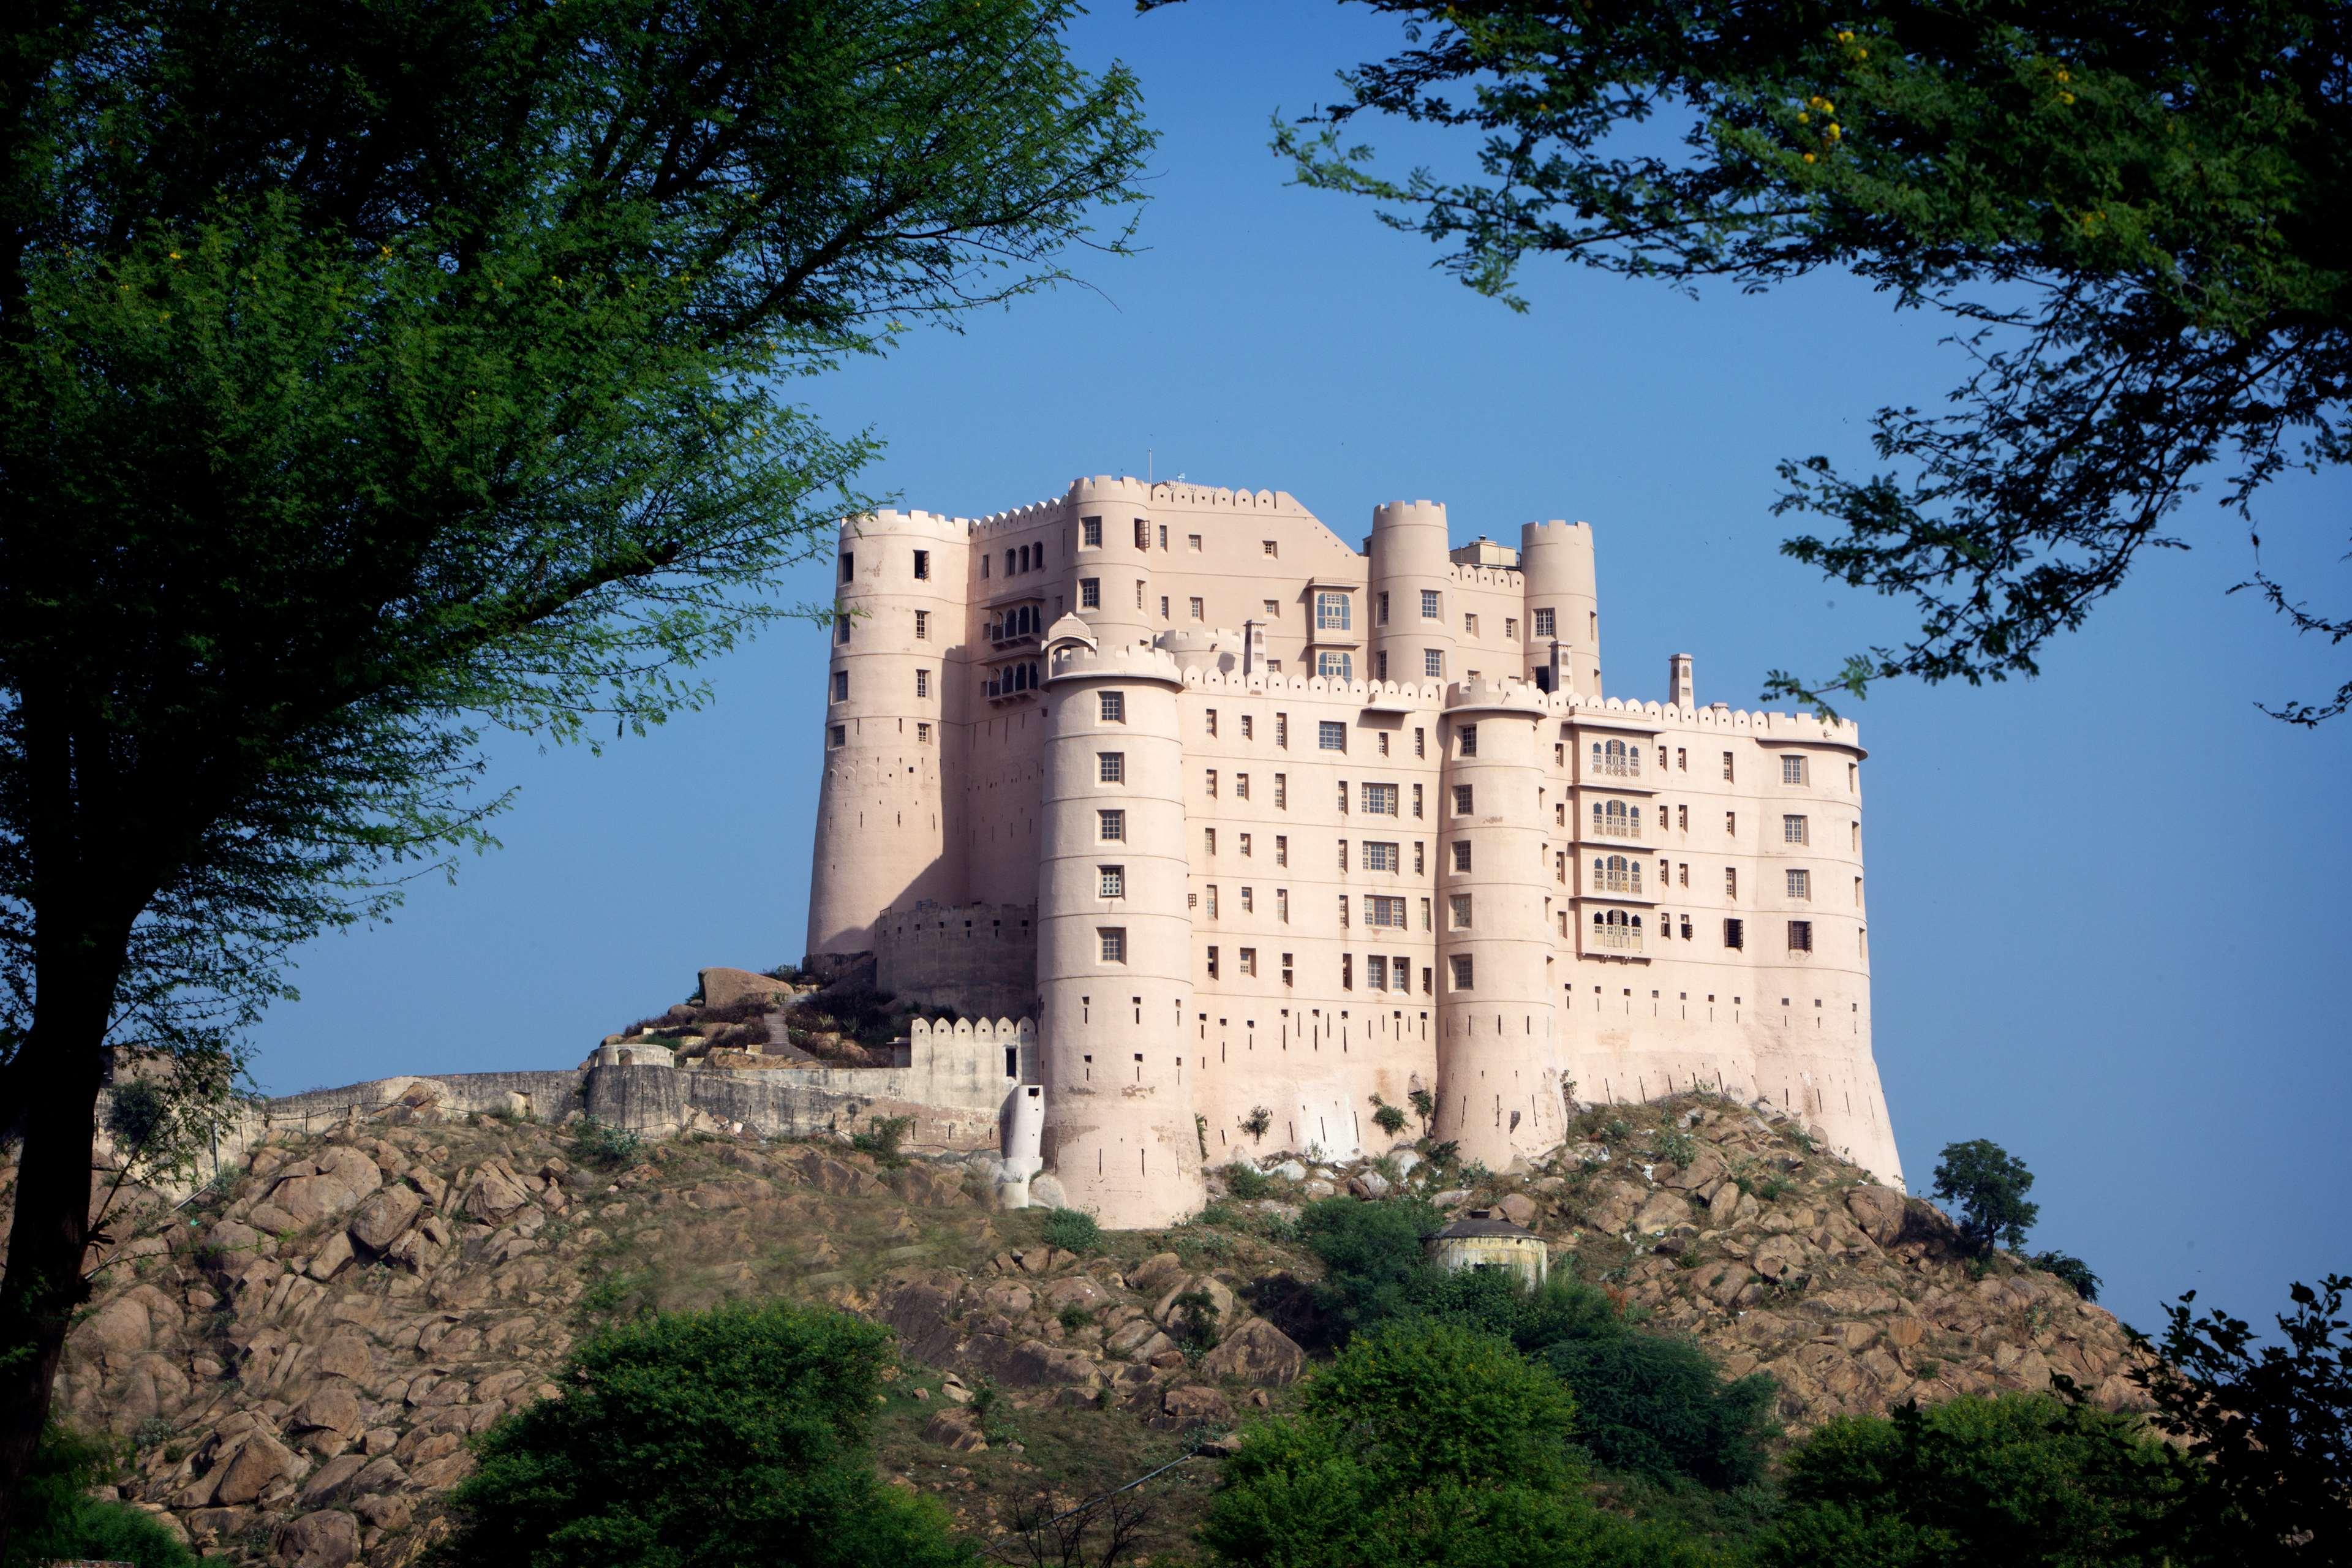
xmin=805 ymin=510 xmax=968 ymax=958
xmin=1068 ymin=476 xmax=1158 ymax=652
xmin=1035 ymin=644 xmax=1203 ymax=1226
xmin=1435 ymin=685 xmax=1567 ymax=1166
xmin=1518 ymin=521 xmax=1602 ymax=697
xmin=1368 ymin=500 xmax=1458 ymax=688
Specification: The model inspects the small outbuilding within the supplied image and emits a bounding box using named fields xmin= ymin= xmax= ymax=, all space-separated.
xmin=1426 ymin=1208 xmax=1549 ymax=1287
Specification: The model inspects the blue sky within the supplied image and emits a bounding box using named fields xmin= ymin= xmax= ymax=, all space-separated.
xmin=248 ymin=2 xmax=2351 ymax=1337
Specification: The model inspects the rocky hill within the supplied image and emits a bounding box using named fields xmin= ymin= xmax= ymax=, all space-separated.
xmin=29 ymin=1090 xmax=2147 ymax=1566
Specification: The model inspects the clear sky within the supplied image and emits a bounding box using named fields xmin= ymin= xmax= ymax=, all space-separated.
xmin=247 ymin=1 xmax=2351 ymax=1339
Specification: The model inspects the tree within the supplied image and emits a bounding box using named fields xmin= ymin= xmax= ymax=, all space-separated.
xmin=445 ymin=1300 xmax=971 ymax=1567
xmin=2128 ymin=1275 xmax=2352 ymax=1564
xmin=1295 ymin=1194 xmax=1444 ymax=1340
xmin=1538 ymin=1335 xmax=1778 ymax=1491
xmin=1251 ymin=1 xmax=2352 ymax=721
xmin=1 ymin=1422 xmax=195 ymax=1568
xmin=1199 ymin=1318 xmax=1711 ymax=1568
xmin=1930 ymin=1139 xmax=2038 ymax=1256
xmin=2029 ymin=1250 xmax=2102 ymax=1302
xmin=0 ymin=1 xmax=1147 ymax=1542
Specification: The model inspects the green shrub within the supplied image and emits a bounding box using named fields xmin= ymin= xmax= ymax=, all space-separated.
xmin=1653 ymin=1129 xmax=1698 ymax=1166
xmin=2029 ymin=1250 xmax=2101 ymax=1301
xmin=848 ymin=1114 xmax=913 ymax=1167
xmin=1057 ymin=1303 xmax=1095 ymax=1333
xmin=1039 ymin=1207 xmax=1101 ymax=1254
xmin=1756 ymin=1392 xmax=2204 ymax=1567
xmin=444 ymin=1302 xmax=969 ymax=1567
xmin=1371 ymin=1099 xmax=1409 ymax=1137
xmin=1222 ymin=1161 xmax=1273 ymax=1200
xmin=4 ymin=1423 xmax=197 ymax=1568
xmin=1296 ymin=1195 xmax=1442 ymax=1339
xmin=1199 ymin=1319 xmax=1708 ymax=1567
xmin=572 ymin=1117 xmax=643 ymax=1169
xmin=1538 ymin=1333 xmax=1779 ymax=1489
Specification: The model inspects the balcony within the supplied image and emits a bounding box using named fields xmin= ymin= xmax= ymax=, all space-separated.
xmin=1587 ymin=923 xmax=1644 ymax=953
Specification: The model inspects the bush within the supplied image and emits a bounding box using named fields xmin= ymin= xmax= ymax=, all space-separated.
xmin=1296 ymin=1195 xmax=1442 ymax=1339
xmin=1222 ymin=1161 xmax=1273 ymax=1200
xmin=445 ymin=1302 xmax=970 ymax=1567
xmin=4 ymin=1423 xmax=197 ymax=1568
xmin=1039 ymin=1207 xmax=1101 ymax=1254
xmin=1371 ymin=1099 xmax=1409 ymax=1138
xmin=1199 ymin=1319 xmax=1708 ymax=1567
xmin=1756 ymin=1392 xmax=2204 ymax=1567
xmin=2029 ymin=1250 xmax=2101 ymax=1301
xmin=1539 ymin=1333 xmax=1779 ymax=1490
xmin=572 ymin=1117 xmax=643 ymax=1169
xmin=848 ymin=1114 xmax=913 ymax=1167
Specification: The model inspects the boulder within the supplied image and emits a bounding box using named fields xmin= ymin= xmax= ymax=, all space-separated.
xmin=1270 ymin=1161 xmax=1306 ymax=1182
xmin=924 ymin=1408 xmax=988 ymax=1452
xmin=273 ymin=1508 xmax=361 ymax=1567
xmin=1752 ymin=1234 xmax=1810 ymax=1283
xmin=1660 ymin=1152 xmax=1728 ymax=1193
xmin=292 ymin=1383 xmax=364 ymax=1437
xmin=1161 ymin=1384 xmax=1233 ymax=1428
xmin=1346 ymin=1171 xmax=1391 ymax=1199
xmin=349 ymin=1186 xmax=423 ymax=1253
xmin=1197 ymin=1318 xmax=1306 ymax=1387
xmin=1027 ymin=1172 xmax=1069 ymax=1208
xmin=214 ymin=1431 xmax=303 ymax=1505
xmin=886 ymin=1163 xmax=966 ymax=1207
xmin=304 ymin=1231 xmax=353 ymax=1283
xmin=296 ymin=1454 xmax=369 ymax=1506
xmin=462 ymin=1165 xmax=535 ymax=1224
xmin=1126 ymin=1253 xmax=1186 ymax=1297
xmin=699 ymin=966 xmax=793 ymax=1011
xmin=270 ymin=1147 xmax=383 ymax=1227
xmin=1630 ymin=1191 xmax=1691 ymax=1234
xmin=792 ymin=1150 xmax=875 ymax=1196
xmin=1496 ymin=1192 xmax=1538 ymax=1227
xmin=1104 ymin=1318 xmax=1171 ymax=1360
xmin=1845 ymin=1185 xmax=1907 ymax=1247
xmin=1153 ymin=1275 xmax=1235 ymax=1331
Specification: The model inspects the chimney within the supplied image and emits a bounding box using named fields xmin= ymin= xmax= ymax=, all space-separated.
xmin=1668 ymin=652 xmax=1695 ymax=709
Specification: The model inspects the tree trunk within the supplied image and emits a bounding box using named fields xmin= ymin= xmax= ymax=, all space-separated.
xmin=0 ymin=984 xmax=112 ymax=1556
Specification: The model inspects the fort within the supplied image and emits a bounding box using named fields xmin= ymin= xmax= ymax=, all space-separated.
xmin=804 ymin=475 xmax=1902 ymax=1227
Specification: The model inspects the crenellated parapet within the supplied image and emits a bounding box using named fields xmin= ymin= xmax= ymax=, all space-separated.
xmin=1044 ymin=641 xmax=1186 ymax=688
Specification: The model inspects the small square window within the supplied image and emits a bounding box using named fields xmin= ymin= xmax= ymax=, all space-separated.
xmin=1450 ymin=954 xmax=1474 ymax=990
xmin=915 ymin=722 xmax=932 ymax=743
xmin=1782 ymin=814 xmax=1809 ymax=845
xmin=1787 ymin=919 xmax=1814 ymax=952
xmin=1457 ymin=724 xmax=1477 ymax=757
xmin=1317 ymin=720 xmax=1347 ymax=751
xmin=1100 ymin=927 xmax=1127 ymax=963
xmin=1450 ymin=894 xmax=1472 ymax=930
xmin=916 ymin=668 xmax=930 ymax=698
xmin=1453 ymin=785 xmax=1472 ymax=815
xmin=1099 ymin=865 xmax=1125 ymax=898
xmin=914 ymin=608 xmax=929 ymax=639
xmin=1081 ymin=516 xmax=1102 ymax=547
xmin=1782 ymin=754 xmax=1809 ymax=785
xmin=1264 ymin=600 xmax=1280 ymax=617
xmin=1420 ymin=589 xmax=1440 ymax=619
xmin=1098 ymin=809 xmax=1126 ymax=842
xmin=831 ymin=669 xmax=848 ymax=703
xmin=1452 ymin=841 xmax=1472 ymax=873
xmin=1786 ymin=869 xmax=1811 ymax=900
xmin=1098 ymin=752 xmax=1125 ymax=783
xmin=1262 ymin=540 xmax=1278 ymax=557
xmin=839 ymin=552 xmax=854 ymax=582
xmin=1188 ymin=534 xmax=1204 ymax=552
xmin=1505 ymin=617 xmax=1518 ymax=641
xmin=1189 ymin=597 xmax=1205 ymax=621
xmin=1533 ymin=607 xmax=1555 ymax=638
xmin=1463 ymin=613 xmax=1477 ymax=636
xmin=1080 ymin=578 xmax=1101 ymax=608
xmin=827 ymin=724 xmax=845 ymax=748
xmin=1099 ymin=692 xmax=1126 ymax=723
xmin=1423 ymin=649 xmax=1443 ymax=678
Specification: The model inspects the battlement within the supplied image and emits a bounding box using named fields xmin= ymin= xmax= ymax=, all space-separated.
xmin=1521 ymin=519 xmax=1594 ymax=545
xmin=908 ymin=1016 xmax=1036 ymax=1049
xmin=842 ymin=507 xmax=975 ymax=541
xmin=1444 ymin=675 xmax=1552 ymax=714
xmin=1448 ymin=562 xmax=1527 ymax=592
xmin=1045 ymin=643 xmax=1186 ymax=686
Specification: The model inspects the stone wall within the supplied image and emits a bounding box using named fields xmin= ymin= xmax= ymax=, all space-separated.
xmin=873 ymin=902 xmax=1038 ymax=1019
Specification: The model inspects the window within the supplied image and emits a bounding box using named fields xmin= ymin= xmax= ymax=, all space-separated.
xmin=1724 ymin=918 xmax=1744 ymax=949
xmin=1100 ymin=928 xmax=1127 ymax=963
xmin=916 ymin=722 xmax=932 ymax=743
xmin=1098 ymin=809 xmax=1126 ymax=841
xmin=1314 ymin=590 xmax=1351 ymax=631
xmin=1318 ymin=720 xmax=1347 ymax=751
xmin=1132 ymin=518 xmax=1148 ymax=549
xmin=1367 ymin=954 xmax=1389 ymax=990
xmin=1676 ymin=804 xmax=1687 ymax=831
xmin=1591 ymin=799 xmax=1638 ymax=838
xmin=1159 ymin=596 xmax=1170 ymax=619
xmin=1414 ymin=842 xmax=1425 ymax=874
xmin=1590 ymin=908 xmax=1643 ymax=951
xmin=1204 ymin=828 xmax=1217 ymax=856
xmin=1855 ymin=876 xmax=1864 ymax=907
xmin=1420 ymin=589 xmax=1441 ymax=619
xmin=1189 ymin=597 xmax=1205 ymax=621
xmin=1282 ymin=951 xmax=1295 ymax=985
xmin=1463 ymin=613 xmax=1478 ymax=636
xmin=1367 ymin=895 xmax=1407 ymax=927
xmin=839 ymin=552 xmax=854 ymax=582
xmin=1341 ymin=953 xmax=1352 ymax=989
xmin=1450 ymin=954 xmax=1474 ymax=989
xmin=1337 ymin=839 xmax=1349 ymax=872
xmin=1374 ymin=652 xmax=1389 ymax=681
xmin=1452 ymin=840 xmax=1472 ymax=873
xmin=1449 ymin=893 xmax=1472 ymax=929
xmin=1317 ymin=651 xmax=1354 ymax=680
xmin=1098 ymin=752 xmax=1125 ymax=783
xmin=913 ymin=549 xmax=930 ymax=579
xmin=1158 ymin=525 xmax=1169 ymax=549
xmin=1336 ymin=780 xmax=1349 ymax=813
xmin=1099 ymin=692 xmax=1125 ymax=723
xmin=1725 ymin=867 xmax=1738 ymax=897
xmin=1363 ymin=841 xmax=1398 ymax=872
xmin=1657 ymin=804 xmax=1669 ymax=831
xmin=1453 ymin=785 xmax=1473 ymax=815
xmin=1786 ymin=869 xmax=1811 ymax=900
xmin=1787 ymin=920 xmax=1814 ymax=952
xmin=831 ymin=669 xmax=848 ymax=703
xmin=1240 ymin=832 xmax=1253 ymax=858
xmin=1188 ymin=533 xmax=1203 ymax=552
xmin=1276 ymin=713 xmax=1289 ymax=747
xmin=1235 ymin=772 xmax=1250 ymax=801
xmin=1080 ymin=578 xmax=1101 ymax=609
xmin=1782 ymin=755 xmax=1808 ymax=785
xmin=916 ymin=668 xmax=931 ymax=698
xmin=1457 ymin=724 xmax=1477 ymax=757
xmin=1363 ymin=782 xmax=1398 ymax=816
xmin=1591 ymin=854 xmax=1641 ymax=893
xmin=914 ymin=608 xmax=930 ymax=640
xmin=1676 ymin=748 xmax=1687 ymax=771
xmin=1207 ymin=710 xmax=1221 ymax=734
xmin=835 ymin=614 xmax=850 ymax=645
xmin=1205 ymin=886 xmax=1219 ymax=918
xmin=1849 ymin=761 xmax=1858 ymax=791
xmin=827 ymin=724 xmax=845 ymax=748
xmin=1722 ymin=751 xmax=1735 ymax=781
xmin=1782 ymin=815 xmax=1809 ymax=845
xmin=1725 ymin=811 xmax=1737 ymax=835
xmin=1135 ymin=579 xmax=1145 ymax=609
xmin=1591 ymin=738 xmax=1638 ymax=777
xmin=1205 ymin=769 xmax=1218 ymax=797
xmin=1505 ymin=617 xmax=1518 ymax=641
xmin=1242 ymin=715 xmax=1254 ymax=741
xmin=1099 ymin=866 xmax=1125 ymax=897
xmin=1414 ymin=727 xmax=1425 ymax=757
xmin=1273 ymin=773 xmax=1287 ymax=809
xmin=1081 ymin=517 xmax=1102 ymax=547
xmin=1679 ymin=862 xmax=1689 ymax=886
xmin=1533 ymin=607 xmax=1556 ymax=638
xmin=1412 ymin=783 xmax=1424 ymax=819
xmin=981 ymin=555 xmax=990 ymax=579
xmin=1378 ymin=592 xmax=1391 ymax=624
xmin=1423 ymin=648 xmax=1444 ymax=678
xmin=1242 ymin=884 xmax=1253 ymax=910
xmin=1276 ymin=888 xmax=1289 ymax=922
xmin=1338 ymin=894 xmax=1350 ymax=927
xmin=1420 ymin=896 xmax=1431 ymax=930
xmin=1240 ymin=947 xmax=1257 ymax=977
xmin=1275 ymin=834 xmax=1288 ymax=865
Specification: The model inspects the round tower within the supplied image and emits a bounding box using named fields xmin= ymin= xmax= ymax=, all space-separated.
xmin=1035 ymin=642 xmax=1204 ymax=1227
xmin=1517 ymin=520 xmax=1602 ymax=697
xmin=805 ymin=509 xmax=968 ymax=959
xmin=1368 ymin=500 xmax=1458 ymax=688
xmin=1435 ymin=683 xmax=1568 ymax=1166
xmin=1068 ymin=476 xmax=1158 ymax=651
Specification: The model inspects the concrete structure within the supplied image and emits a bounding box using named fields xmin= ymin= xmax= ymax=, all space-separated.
xmin=1427 ymin=1209 xmax=1551 ymax=1287
xmin=807 ymin=476 xmax=1901 ymax=1227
